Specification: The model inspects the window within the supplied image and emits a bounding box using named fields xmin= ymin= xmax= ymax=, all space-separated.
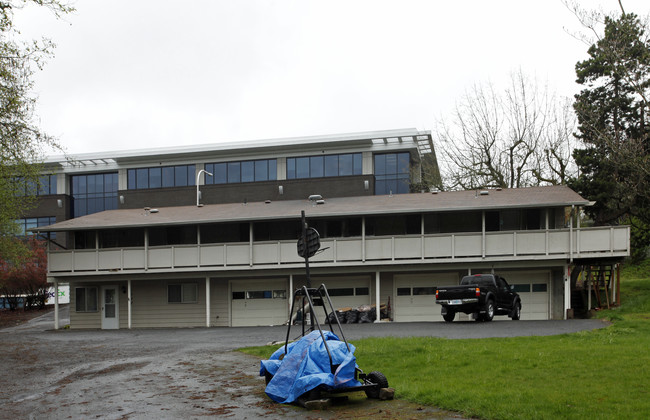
xmin=532 ymin=283 xmax=548 ymax=293
xmin=286 ymin=153 xmax=362 ymax=179
xmin=128 ymin=165 xmax=196 ymax=190
xmin=71 ymin=172 xmax=118 ymax=218
xmin=205 ymin=159 xmax=277 ymax=184
xmin=512 ymin=284 xmax=530 ymax=293
xmin=99 ymin=228 xmax=144 ymax=248
xmin=397 ymin=287 xmax=411 ymax=296
xmin=14 ymin=174 xmax=57 ymax=196
xmin=16 ymin=217 xmax=56 ymax=237
xmin=200 ymin=222 xmax=249 ymax=244
xmin=149 ymin=226 xmax=197 ymax=246
xmin=374 ymin=152 xmax=410 ymax=195
xmin=328 ymin=288 xmax=354 ymax=297
xmin=413 ymin=287 xmax=436 ymax=295
xmin=168 ymin=284 xmax=198 ymax=303
xmin=75 ymin=287 xmax=98 ymax=312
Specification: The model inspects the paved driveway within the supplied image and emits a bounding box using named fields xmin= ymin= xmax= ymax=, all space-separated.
xmin=0 ymin=309 xmax=607 ymax=419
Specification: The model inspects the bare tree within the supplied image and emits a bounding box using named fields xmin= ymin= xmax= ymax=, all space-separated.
xmin=435 ymin=71 xmax=577 ymax=191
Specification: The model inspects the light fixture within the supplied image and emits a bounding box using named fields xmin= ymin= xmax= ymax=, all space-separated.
xmin=196 ymin=169 xmax=213 ymax=207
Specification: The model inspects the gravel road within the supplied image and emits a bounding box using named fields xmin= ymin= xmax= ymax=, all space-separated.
xmin=0 ymin=308 xmax=607 ymax=419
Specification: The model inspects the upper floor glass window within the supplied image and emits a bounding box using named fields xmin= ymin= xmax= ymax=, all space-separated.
xmin=374 ymin=152 xmax=410 ymax=195
xmin=13 ymin=174 xmax=57 ymax=196
xmin=204 ymin=159 xmax=277 ymax=184
xmin=71 ymin=173 xmax=118 ymax=218
xmin=286 ymin=153 xmax=362 ymax=179
xmin=127 ymin=165 xmax=196 ymax=189
xmin=15 ymin=217 xmax=56 ymax=237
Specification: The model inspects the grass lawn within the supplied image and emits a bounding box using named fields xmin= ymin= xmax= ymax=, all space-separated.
xmin=241 ymin=260 xmax=650 ymax=419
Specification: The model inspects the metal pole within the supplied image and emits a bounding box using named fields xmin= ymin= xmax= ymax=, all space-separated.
xmin=301 ymin=210 xmax=311 ymax=288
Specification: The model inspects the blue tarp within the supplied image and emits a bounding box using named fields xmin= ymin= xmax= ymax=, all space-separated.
xmin=260 ymin=330 xmax=361 ymax=403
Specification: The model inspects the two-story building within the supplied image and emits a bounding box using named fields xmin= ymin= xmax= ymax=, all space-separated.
xmin=28 ymin=129 xmax=629 ymax=329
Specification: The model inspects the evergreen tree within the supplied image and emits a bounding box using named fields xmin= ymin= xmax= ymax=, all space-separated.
xmin=570 ymin=11 xmax=650 ymax=227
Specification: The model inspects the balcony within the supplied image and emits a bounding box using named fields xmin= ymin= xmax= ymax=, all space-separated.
xmin=47 ymin=226 xmax=630 ymax=275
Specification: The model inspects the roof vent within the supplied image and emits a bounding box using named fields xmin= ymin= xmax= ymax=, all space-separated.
xmin=150 ymin=208 xmax=159 ymax=213
xmin=480 ymin=190 xmax=489 ymax=196
xmin=308 ymin=194 xmax=323 ymax=201
xmin=265 ymin=200 xmax=272 ymax=204
xmin=316 ymin=199 xmax=325 ymax=205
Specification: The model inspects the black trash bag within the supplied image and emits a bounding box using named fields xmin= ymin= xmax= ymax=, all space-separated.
xmin=345 ymin=309 xmax=359 ymax=324
xmin=327 ymin=311 xmax=337 ymax=324
xmin=359 ymin=307 xmax=376 ymax=323
xmin=337 ymin=310 xmax=346 ymax=323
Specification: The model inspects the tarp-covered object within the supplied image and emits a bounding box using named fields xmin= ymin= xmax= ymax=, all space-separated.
xmin=260 ymin=330 xmax=361 ymax=403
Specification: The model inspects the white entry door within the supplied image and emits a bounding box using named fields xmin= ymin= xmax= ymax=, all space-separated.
xmin=101 ymin=286 xmax=119 ymax=329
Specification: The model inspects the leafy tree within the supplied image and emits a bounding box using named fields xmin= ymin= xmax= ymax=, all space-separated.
xmin=0 ymin=1 xmax=72 ymax=262
xmin=435 ymin=70 xmax=577 ymax=191
xmin=567 ymin=4 xmax=650 ymax=256
xmin=0 ymin=237 xmax=47 ymax=310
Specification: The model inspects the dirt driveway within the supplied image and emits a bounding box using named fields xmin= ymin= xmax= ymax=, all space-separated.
xmin=0 ymin=309 xmax=606 ymax=419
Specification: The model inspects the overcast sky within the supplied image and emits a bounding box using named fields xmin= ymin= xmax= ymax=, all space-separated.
xmin=15 ymin=0 xmax=650 ymax=156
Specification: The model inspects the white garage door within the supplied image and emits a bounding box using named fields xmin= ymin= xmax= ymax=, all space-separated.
xmin=321 ymin=277 xmax=371 ymax=311
xmin=394 ymin=273 xmax=458 ymax=322
xmin=231 ymin=279 xmax=288 ymax=327
xmin=504 ymin=271 xmax=550 ymax=320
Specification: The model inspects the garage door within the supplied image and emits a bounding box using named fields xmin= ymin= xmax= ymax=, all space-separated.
xmin=394 ymin=273 xmax=458 ymax=322
xmin=504 ymin=271 xmax=550 ymax=320
xmin=320 ymin=277 xmax=371 ymax=311
xmin=231 ymin=279 xmax=288 ymax=327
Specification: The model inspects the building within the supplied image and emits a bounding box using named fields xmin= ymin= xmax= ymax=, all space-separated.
xmin=28 ymin=129 xmax=629 ymax=329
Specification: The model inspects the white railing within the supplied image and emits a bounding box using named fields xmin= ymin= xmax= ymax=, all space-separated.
xmin=48 ymin=226 xmax=630 ymax=274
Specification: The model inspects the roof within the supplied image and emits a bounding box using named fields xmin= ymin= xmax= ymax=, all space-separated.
xmin=44 ymin=128 xmax=430 ymax=168
xmin=34 ymin=185 xmax=587 ymax=232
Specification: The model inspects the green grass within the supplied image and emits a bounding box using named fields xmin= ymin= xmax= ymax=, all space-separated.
xmin=241 ymin=260 xmax=650 ymax=419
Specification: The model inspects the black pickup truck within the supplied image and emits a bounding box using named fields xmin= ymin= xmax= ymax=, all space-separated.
xmin=435 ymin=274 xmax=521 ymax=322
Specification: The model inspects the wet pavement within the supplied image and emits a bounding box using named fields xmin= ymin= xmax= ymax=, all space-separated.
xmin=0 ymin=309 xmax=607 ymax=419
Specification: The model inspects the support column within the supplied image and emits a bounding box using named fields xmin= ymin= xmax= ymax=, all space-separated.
xmin=127 ymin=279 xmax=132 ymax=329
xmin=564 ymin=264 xmax=570 ymax=320
xmin=206 ymin=277 xmax=211 ymax=327
xmin=374 ymin=271 xmax=381 ymax=323
xmin=289 ymin=274 xmax=294 ymax=317
xmin=54 ymin=279 xmax=59 ymax=330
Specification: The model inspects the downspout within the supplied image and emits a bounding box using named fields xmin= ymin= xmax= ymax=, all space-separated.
xmin=569 ymin=205 xmax=574 ymax=263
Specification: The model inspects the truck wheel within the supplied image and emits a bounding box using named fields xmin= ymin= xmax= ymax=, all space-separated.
xmin=365 ymin=371 xmax=389 ymax=399
xmin=443 ymin=311 xmax=455 ymax=322
xmin=511 ymin=302 xmax=521 ymax=320
xmin=483 ymin=299 xmax=495 ymax=322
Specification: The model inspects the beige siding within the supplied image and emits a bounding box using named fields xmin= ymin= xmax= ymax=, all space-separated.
xmin=69 ymin=284 xmax=101 ymax=329
xmin=130 ymin=280 xmax=206 ymax=328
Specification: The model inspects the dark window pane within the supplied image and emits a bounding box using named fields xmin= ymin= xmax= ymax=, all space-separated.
xmin=398 ymin=152 xmax=410 ymax=174
xmin=512 ymin=284 xmax=530 ymax=293
xmin=413 ymin=287 xmax=436 ymax=295
xmin=232 ymin=291 xmax=245 ymax=299
xmin=296 ymin=157 xmax=309 ymax=178
xmin=87 ymin=288 xmax=97 ymax=311
xmin=355 ymin=287 xmax=369 ymax=296
xmin=136 ymin=168 xmax=148 ymax=189
xmin=175 ymin=165 xmax=188 ymax=186
xmin=385 ymin=154 xmax=397 ymax=175
xmin=397 ymin=287 xmax=411 ymax=296
xmin=339 ymin=154 xmax=353 ymax=176
xmin=130 ymin=170 xmax=139 ymax=189
xmin=353 ymin=153 xmax=362 ymax=175
xmin=254 ymin=160 xmax=268 ymax=181
xmin=214 ymin=163 xmax=227 ymax=184
xmin=168 ymin=285 xmax=182 ymax=303
xmin=149 ymin=167 xmax=162 ymax=188
xmin=187 ymin=165 xmax=196 ymax=186
xmin=532 ymin=283 xmax=547 ymax=292
xmin=268 ymin=159 xmax=277 ymax=180
xmin=375 ymin=154 xmax=386 ymax=175
xmin=324 ymin=155 xmax=338 ymax=177
xmin=228 ymin=162 xmax=240 ymax=183
xmin=310 ymin=156 xmax=323 ymax=178
xmin=286 ymin=158 xmax=296 ymax=179
xmin=162 ymin=167 xmax=174 ymax=188
xmin=75 ymin=288 xmax=85 ymax=312
xmin=241 ymin=161 xmax=254 ymax=182
xmin=328 ymin=288 xmax=354 ymax=296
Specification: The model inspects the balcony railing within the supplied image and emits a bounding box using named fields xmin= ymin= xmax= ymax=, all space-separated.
xmin=48 ymin=226 xmax=630 ymax=274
